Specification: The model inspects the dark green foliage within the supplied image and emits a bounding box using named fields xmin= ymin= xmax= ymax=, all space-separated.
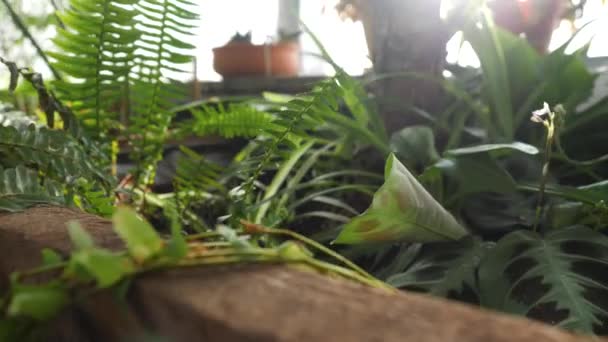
xmin=387 ymin=237 xmax=491 ymax=301
xmin=0 ymin=57 xmax=114 ymax=214
xmin=0 ymin=124 xmax=107 ymax=185
xmin=0 ymin=165 xmax=65 ymax=212
xmin=479 ymin=226 xmax=608 ymax=334
xmin=3 ymin=0 xmax=608 ymax=337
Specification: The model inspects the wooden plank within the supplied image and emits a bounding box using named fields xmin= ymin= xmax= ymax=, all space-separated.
xmin=0 ymin=206 xmax=600 ymax=342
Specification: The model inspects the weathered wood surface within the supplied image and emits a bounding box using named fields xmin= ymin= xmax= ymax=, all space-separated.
xmin=0 ymin=206 xmax=601 ymax=342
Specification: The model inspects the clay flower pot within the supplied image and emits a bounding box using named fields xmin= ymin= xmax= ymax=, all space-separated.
xmin=489 ymin=0 xmax=565 ymax=53
xmin=213 ymin=42 xmax=300 ymax=78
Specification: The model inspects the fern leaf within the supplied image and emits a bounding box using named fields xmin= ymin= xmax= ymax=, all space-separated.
xmin=50 ymin=0 xmax=140 ymax=133
xmin=387 ymin=237 xmax=491 ymax=301
xmin=0 ymin=166 xmax=65 ymax=212
xmin=186 ymin=104 xmax=279 ymax=139
xmin=0 ymin=124 xmax=109 ymax=185
xmin=479 ymin=226 xmax=608 ymax=334
xmin=127 ymin=0 xmax=198 ymax=188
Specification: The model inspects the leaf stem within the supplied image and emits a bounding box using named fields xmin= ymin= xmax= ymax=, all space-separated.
xmin=533 ymin=117 xmax=555 ymax=232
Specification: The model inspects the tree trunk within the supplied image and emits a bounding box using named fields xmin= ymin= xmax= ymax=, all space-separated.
xmin=356 ymin=0 xmax=449 ymax=134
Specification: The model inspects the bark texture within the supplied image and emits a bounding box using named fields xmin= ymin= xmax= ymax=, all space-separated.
xmin=0 ymin=206 xmax=601 ymax=342
xmin=355 ymin=0 xmax=450 ymax=133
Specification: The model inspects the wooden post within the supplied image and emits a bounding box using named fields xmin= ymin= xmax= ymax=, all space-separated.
xmin=356 ymin=0 xmax=450 ymax=134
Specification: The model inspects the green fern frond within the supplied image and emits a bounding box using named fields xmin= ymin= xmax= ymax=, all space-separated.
xmin=72 ymin=178 xmax=114 ymax=217
xmin=172 ymin=146 xmax=226 ymax=229
xmin=239 ymin=79 xmax=344 ymax=206
xmin=50 ymin=0 xmax=140 ymax=133
xmin=0 ymin=165 xmax=65 ymax=212
xmin=175 ymin=146 xmax=225 ymax=193
xmin=186 ymin=104 xmax=279 ymax=139
xmin=127 ymin=0 xmax=199 ymax=188
xmin=173 ymin=146 xmax=225 ymax=210
xmin=0 ymin=124 xmax=109 ymax=186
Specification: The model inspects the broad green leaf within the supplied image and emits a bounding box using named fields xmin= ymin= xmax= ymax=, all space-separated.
xmin=387 ymin=237 xmax=491 ymax=300
xmin=435 ymin=154 xmax=516 ymax=196
xmin=67 ymin=221 xmax=95 ymax=250
xmin=578 ymin=181 xmax=608 ymax=202
xmin=8 ymin=285 xmax=68 ymax=320
xmin=335 ymin=154 xmax=467 ymax=244
xmin=71 ymin=249 xmax=134 ymax=288
xmin=390 ymin=126 xmax=440 ymax=168
xmin=112 ymin=207 xmax=163 ymax=263
xmin=445 ymin=142 xmax=539 ymax=157
xmin=479 ymin=226 xmax=608 ymax=334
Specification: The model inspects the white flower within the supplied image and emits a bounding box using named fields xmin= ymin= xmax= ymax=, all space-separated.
xmin=531 ymin=102 xmax=551 ymax=123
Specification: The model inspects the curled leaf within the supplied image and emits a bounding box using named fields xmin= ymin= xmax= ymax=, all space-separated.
xmin=335 ymin=154 xmax=467 ymax=244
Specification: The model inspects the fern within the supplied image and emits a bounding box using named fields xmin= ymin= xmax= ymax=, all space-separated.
xmin=0 ymin=124 xmax=109 ymax=184
xmin=1 ymin=56 xmax=84 ymax=136
xmin=479 ymin=226 xmax=608 ymax=334
xmin=49 ymin=0 xmax=140 ymax=134
xmin=239 ymin=79 xmax=345 ymax=199
xmin=386 ymin=237 xmax=490 ymax=301
xmin=127 ymin=0 xmax=198 ymax=188
xmin=0 ymin=166 xmax=65 ymax=212
xmin=185 ymin=103 xmax=280 ymax=139
xmin=0 ymin=57 xmax=114 ymax=214
xmin=172 ymin=146 xmax=226 ymax=228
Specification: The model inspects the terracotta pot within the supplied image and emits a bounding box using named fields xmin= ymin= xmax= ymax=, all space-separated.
xmin=213 ymin=42 xmax=300 ymax=78
xmin=490 ymin=0 xmax=565 ymax=53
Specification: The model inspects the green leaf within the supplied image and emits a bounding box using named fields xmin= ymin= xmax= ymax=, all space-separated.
xmin=463 ymin=10 xmax=514 ymax=140
xmin=478 ymin=226 xmax=608 ymax=334
xmin=387 ymin=237 xmax=491 ymax=300
xmin=578 ymin=181 xmax=608 ymax=202
xmin=445 ymin=142 xmax=539 ymax=157
xmin=434 ymin=154 xmax=516 ymax=196
xmin=335 ymin=154 xmax=467 ymax=244
xmin=67 ymin=221 xmax=95 ymax=250
xmin=41 ymin=249 xmax=63 ymax=267
xmin=390 ymin=126 xmax=440 ymax=168
xmin=112 ymin=207 xmax=163 ymax=263
xmin=71 ymin=249 xmax=134 ymax=288
xmin=8 ymin=285 xmax=68 ymax=320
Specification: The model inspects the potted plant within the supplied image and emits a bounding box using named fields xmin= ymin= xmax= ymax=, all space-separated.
xmin=212 ymin=31 xmax=300 ymax=78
